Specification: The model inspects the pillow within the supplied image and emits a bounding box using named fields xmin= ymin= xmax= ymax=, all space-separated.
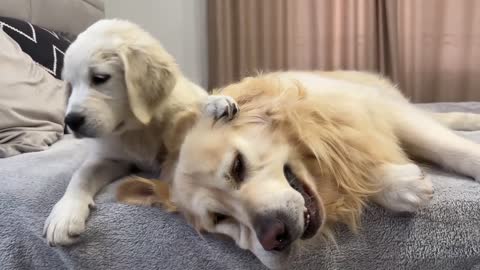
xmin=0 ymin=30 xmax=67 ymax=158
xmin=0 ymin=17 xmax=72 ymax=79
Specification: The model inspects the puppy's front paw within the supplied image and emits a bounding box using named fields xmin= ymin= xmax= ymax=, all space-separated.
xmin=374 ymin=164 xmax=433 ymax=213
xmin=43 ymin=196 xmax=94 ymax=246
xmin=204 ymin=95 xmax=238 ymax=121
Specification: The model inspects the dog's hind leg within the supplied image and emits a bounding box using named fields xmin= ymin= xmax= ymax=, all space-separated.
xmin=392 ymin=105 xmax=480 ymax=182
xmin=430 ymin=112 xmax=480 ymax=131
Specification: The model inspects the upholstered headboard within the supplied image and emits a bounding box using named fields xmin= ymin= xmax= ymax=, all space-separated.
xmin=0 ymin=0 xmax=104 ymax=36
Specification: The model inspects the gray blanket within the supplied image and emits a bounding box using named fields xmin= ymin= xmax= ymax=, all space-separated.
xmin=1 ymin=103 xmax=480 ymax=270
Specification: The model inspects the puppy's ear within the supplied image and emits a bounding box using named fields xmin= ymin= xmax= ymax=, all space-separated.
xmin=117 ymin=176 xmax=176 ymax=212
xmin=119 ymin=46 xmax=178 ymax=124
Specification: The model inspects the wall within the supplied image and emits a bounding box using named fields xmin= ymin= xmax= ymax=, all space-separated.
xmin=105 ymin=0 xmax=208 ymax=89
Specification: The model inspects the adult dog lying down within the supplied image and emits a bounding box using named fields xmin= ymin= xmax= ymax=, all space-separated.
xmin=43 ymin=19 xmax=237 ymax=246
xmin=118 ymin=71 xmax=480 ymax=269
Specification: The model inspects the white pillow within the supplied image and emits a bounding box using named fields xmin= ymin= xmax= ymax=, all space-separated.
xmin=0 ymin=30 xmax=67 ymax=157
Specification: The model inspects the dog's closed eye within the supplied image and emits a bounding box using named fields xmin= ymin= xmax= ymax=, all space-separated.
xmin=91 ymin=74 xmax=111 ymax=85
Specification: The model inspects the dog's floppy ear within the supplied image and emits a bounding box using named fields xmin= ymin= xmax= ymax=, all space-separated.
xmin=119 ymin=46 xmax=178 ymax=124
xmin=117 ymin=176 xmax=176 ymax=211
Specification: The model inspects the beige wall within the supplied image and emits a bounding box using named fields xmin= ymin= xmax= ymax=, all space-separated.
xmin=105 ymin=0 xmax=208 ymax=88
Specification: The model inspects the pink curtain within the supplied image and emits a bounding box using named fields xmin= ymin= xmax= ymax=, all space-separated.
xmin=208 ymin=0 xmax=480 ymax=102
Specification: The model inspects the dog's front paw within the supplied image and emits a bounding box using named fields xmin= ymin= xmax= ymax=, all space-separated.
xmin=204 ymin=95 xmax=238 ymax=121
xmin=43 ymin=195 xmax=94 ymax=246
xmin=374 ymin=164 xmax=433 ymax=213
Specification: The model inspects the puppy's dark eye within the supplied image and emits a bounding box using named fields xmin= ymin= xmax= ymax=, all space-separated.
xmin=212 ymin=212 xmax=229 ymax=225
xmin=230 ymin=152 xmax=246 ymax=183
xmin=91 ymin=74 xmax=111 ymax=85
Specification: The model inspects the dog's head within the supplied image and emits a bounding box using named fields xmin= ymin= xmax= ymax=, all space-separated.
xmin=172 ymin=118 xmax=326 ymax=269
xmin=62 ymin=19 xmax=178 ymax=138
xmin=118 ymin=75 xmax=380 ymax=269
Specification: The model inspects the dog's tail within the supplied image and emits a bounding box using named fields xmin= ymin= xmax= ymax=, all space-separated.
xmin=116 ymin=176 xmax=176 ymax=211
xmin=430 ymin=112 xmax=480 ymax=131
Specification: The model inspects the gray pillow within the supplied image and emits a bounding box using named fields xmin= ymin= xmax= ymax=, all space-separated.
xmin=0 ymin=29 xmax=66 ymax=158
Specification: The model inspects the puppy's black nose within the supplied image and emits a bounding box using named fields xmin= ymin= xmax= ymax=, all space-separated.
xmin=65 ymin=113 xmax=85 ymax=131
xmin=255 ymin=214 xmax=292 ymax=251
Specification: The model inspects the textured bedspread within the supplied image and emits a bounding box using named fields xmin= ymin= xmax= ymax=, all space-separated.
xmin=0 ymin=103 xmax=479 ymax=270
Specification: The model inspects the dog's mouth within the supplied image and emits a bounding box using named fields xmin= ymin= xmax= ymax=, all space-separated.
xmin=71 ymin=127 xmax=101 ymax=138
xmin=284 ymin=165 xmax=322 ymax=239
xmin=71 ymin=121 xmax=125 ymax=138
xmin=71 ymin=129 xmax=92 ymax=139
xmin=299 ymin=182 xmax=322 ymax=239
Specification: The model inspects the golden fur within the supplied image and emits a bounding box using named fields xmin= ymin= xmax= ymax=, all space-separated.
xmin=118 ymin=71 xmax=480 ymax=269
xmin=216 ymin=72 xmax=410 ymax=234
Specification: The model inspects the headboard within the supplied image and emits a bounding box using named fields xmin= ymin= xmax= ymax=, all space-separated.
xmin=0 ymin=0 xmax=104 ymax=36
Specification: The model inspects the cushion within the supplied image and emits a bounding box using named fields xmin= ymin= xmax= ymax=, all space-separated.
xmin=0 ymin=17 xmax=72 ymax=79
xmin=0 ymin=0 xmax=105 ymax=37
xmin=0 ymin=29 xmax=66 ymax=158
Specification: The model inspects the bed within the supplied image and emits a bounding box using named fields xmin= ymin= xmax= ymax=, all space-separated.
xmin=0 ymin=103 xmax=479 ymax=269
xmin=0 ymin=1 xmax=479 ymax=269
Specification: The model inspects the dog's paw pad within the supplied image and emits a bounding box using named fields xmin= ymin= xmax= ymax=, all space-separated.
xmin=204 ymin=95 xmax=239 ymax=121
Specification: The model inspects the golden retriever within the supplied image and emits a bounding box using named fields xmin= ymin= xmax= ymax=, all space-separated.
xmin=43 ymin=19 xmax=238 ymax=246
xmin=118 ymin=71 xmax=480 ymax=269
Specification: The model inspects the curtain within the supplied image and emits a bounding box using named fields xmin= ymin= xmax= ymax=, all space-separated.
xmin=208 ymin=0 xmax=480 ymax=102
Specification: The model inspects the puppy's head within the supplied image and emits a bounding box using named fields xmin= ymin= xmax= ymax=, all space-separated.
xmin=62 ymin=19 xmax=178 ymax=138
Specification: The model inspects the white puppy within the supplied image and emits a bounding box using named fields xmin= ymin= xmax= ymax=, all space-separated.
xmin=43 ymin=19 xmax=237 ymax=246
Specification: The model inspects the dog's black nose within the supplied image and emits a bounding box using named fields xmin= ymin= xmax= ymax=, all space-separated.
xmin=65 ymin=113 xmax=85 ymax=131
xmin=255 ymin=214 xmax=293 ymax=251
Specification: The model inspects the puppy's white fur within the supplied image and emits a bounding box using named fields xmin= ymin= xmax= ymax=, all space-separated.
xmin=43 ymin=19 xmax=236 ymax=246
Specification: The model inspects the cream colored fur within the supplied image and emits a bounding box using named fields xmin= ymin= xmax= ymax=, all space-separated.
xmin=43 ymin=19 xmax=236 ymax=246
